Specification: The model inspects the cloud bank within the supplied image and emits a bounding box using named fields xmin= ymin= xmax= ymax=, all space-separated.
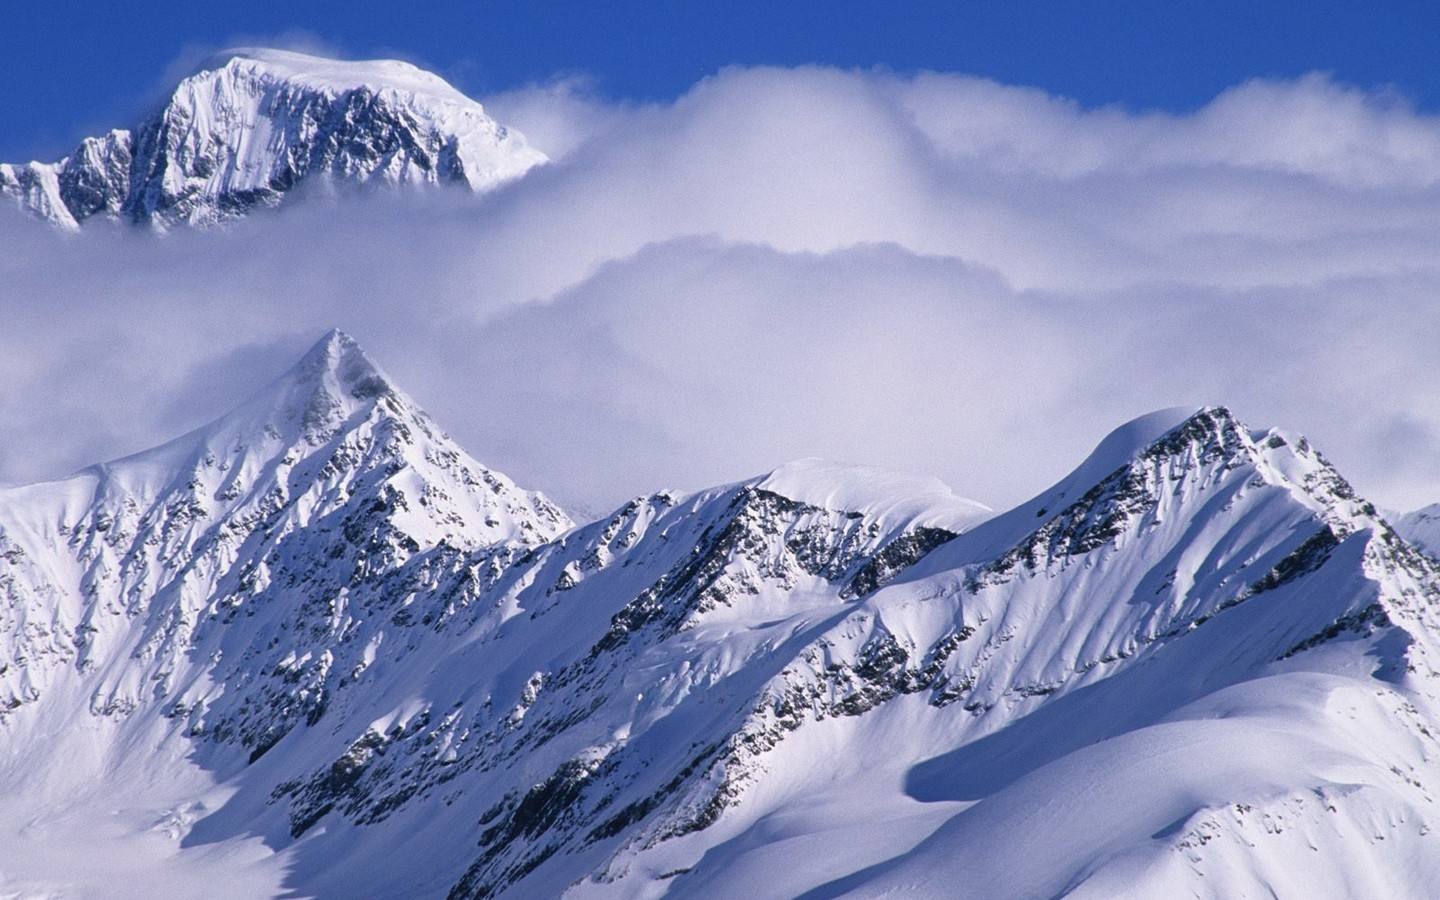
xmin=4 ymin=66 xmax=1440 ymax=516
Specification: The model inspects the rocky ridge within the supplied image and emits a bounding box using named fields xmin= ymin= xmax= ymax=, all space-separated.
xmin=4 ymin=341 xmax=1440 ymax=899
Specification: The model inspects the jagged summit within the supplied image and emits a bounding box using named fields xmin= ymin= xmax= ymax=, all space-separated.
xmin=97 ymin=329 xmax=398 ymax=478
xmin=983 ymin=404 xmax=1335 ymax=531
xmin=1077 ymin=404 xmax=1211 ymax=470
xmin=295 ymin=326 xmax=383 ymax=380
xmin=0 ymin=48 xmax=545 ymax=230
xmin=954 ymin=405 xmax=1234 ymax=554
xmin=923 ymin=403 xmax=1388 ymax=607
xmin=277 ymin=327 xmax=394 ymax=430
xmin=6 ymin=328 xmax=571 ymax=554
xmin=226 ymin=327 xmax=388 ymax=413
xmin=0 ymin=328 xmax=572 ymax=802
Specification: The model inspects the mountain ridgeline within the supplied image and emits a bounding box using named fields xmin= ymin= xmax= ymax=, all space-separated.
xmin=4 ymin=332 xmax=1440 ymax=898
xmin=0 ymin=49 xmax=543 ymax=230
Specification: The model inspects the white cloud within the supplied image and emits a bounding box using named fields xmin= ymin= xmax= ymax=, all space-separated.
xmin=3 ymin=66 xmax=1439 ymax=517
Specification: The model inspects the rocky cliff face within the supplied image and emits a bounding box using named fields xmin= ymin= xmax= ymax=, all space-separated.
xmin=4 ymin=343 xmax=1440 ymax=899
xmin=0 ymin=49 xmax=544 ymax=230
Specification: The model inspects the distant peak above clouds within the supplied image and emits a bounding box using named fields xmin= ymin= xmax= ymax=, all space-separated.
xmin=0 ymin=49 xmax=545 ymax=230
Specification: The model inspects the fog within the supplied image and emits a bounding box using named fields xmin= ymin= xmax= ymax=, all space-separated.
xmin=4 ymin=66 xmax=1439 ymax=516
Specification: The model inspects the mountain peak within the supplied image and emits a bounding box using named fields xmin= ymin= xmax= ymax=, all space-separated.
xmin=956 ymin=405 xmax=1260 ymax=561
xmin=3 ymin=394 xmax=1438 ymax=897
xmin=292 ymin=328 xmax=390 ymax=398
xmin=24 ymin=327 xmax=571 ymax=559
xmin=2 ymin=49 xmax=545 ymax=229
xmin=1011 ymin=405 xmax=1227 ymax=507
xmin=264 ymin=328 xmax=395 ymax=440
xmin=1088 ymin=405 xmax=1224 ymax=469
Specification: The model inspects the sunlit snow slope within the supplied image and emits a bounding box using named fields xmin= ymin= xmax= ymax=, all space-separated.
xmin=0 ymin=49 xmax=544 ymax=229
xmin=4 ymin=335 xmax=1440 ymax=899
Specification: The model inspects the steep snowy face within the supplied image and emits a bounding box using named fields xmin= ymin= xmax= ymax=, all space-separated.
xmin=0 ymin=329 xmax=569 ymax=731
xmin=5 ymin=396 xmax=1440 ymax=900
xmin=228 ymin=461 xmax=995 ymax=898
xmin=0 ymin=48 xmax=545 ymax=229
xmin=163 ymin=410 xmax=1440 ymax=898
xmin=0 ymin=421 xmax=990 ymax=896
xmin=429 ymin=406 xmax=1440 ymax=900
xmin=617 ymin=407 xmax=1440 ymax=900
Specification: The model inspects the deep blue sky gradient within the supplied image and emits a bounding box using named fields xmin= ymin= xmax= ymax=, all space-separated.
xmin=4 ymin=1 xmax=1439 ymax=160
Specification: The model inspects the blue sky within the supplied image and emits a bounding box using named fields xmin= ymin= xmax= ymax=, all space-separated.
xmin=4 ymin=0 xmax=1439 ymax=160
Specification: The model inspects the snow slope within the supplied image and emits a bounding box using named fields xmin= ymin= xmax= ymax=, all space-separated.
xmin=4 ymin=340 xmax=1440 ymax=899
xmin=0 ymin=49 xmax=544 ymax=229
xmin=1397 ymin=502 xmax=1440 ymax=558
xmin=0 ymin=328 xmax=569 ymax=742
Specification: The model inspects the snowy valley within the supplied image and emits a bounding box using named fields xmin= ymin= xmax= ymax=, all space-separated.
xmin=4 ymin=330 xmax=1440 ymax=898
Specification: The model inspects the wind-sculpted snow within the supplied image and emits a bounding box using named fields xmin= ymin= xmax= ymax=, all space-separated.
xmin=4 ymin=341 xmax=1440 ymax=898
xmin=0 ymin=49 xmax=544 ymax=229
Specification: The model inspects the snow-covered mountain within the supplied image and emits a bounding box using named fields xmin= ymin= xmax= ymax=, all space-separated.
xmin=0 ymin=49 xmax=544 ymax=230
xmin=5 ymin=335 xmax=1440 ymax=898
